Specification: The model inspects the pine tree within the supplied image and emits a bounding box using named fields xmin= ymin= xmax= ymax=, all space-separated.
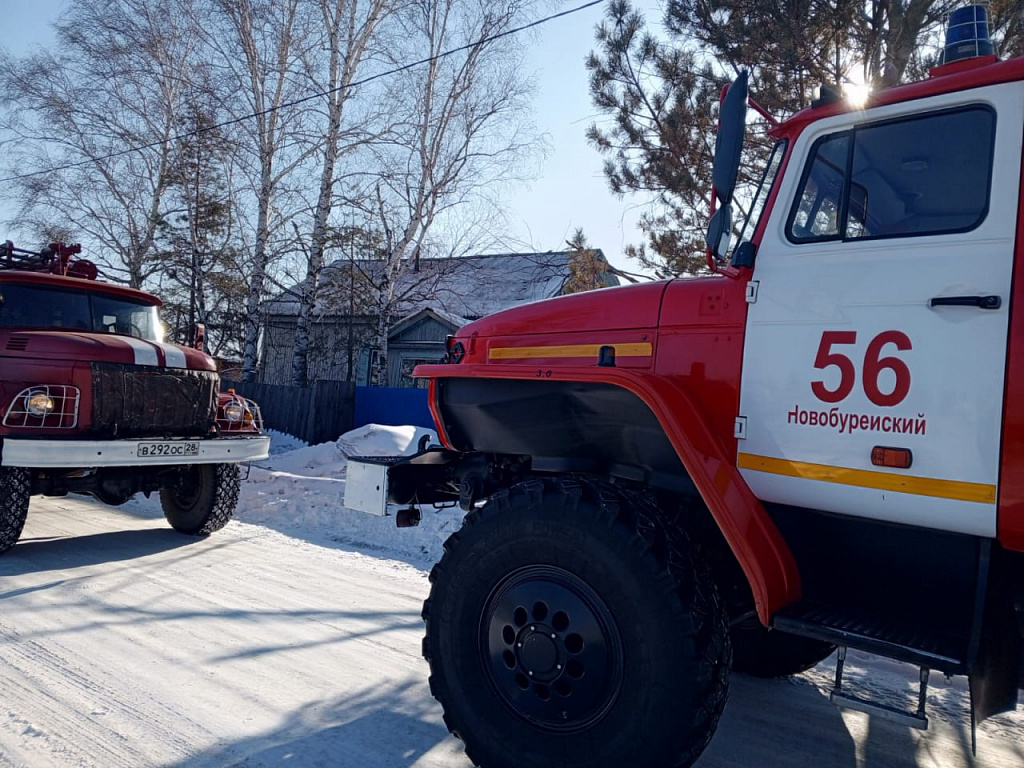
xmin=587 ymin=0 xmax=1024 ymax=277
xmin=564 ymin=228 xmax=612 ymax=294
xmin=156 ymin=100 xmax=246 ymax=358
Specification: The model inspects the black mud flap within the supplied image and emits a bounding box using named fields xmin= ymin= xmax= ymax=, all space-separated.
xmin=968 ymin=547 xmax=1021 ymax=752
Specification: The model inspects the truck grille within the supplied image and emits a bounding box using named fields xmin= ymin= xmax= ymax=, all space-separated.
xmin=90 ymin=363 xmax=217 ymax=438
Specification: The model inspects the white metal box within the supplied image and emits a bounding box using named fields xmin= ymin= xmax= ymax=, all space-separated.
xmin=344 ymin=457 xmax=391 ymax=516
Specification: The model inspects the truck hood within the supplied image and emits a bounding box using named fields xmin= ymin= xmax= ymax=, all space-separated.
xmin=0 ymin=330 xmax=216 ymax=371
xmin=461 ymin=280 xmax=671 ymax=338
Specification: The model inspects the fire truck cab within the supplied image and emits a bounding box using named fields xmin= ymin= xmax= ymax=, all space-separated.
xmin=346 ymin=7 xmax=1024 ymax=768
xmin=0 ymin=241 xmax=269 ymax=552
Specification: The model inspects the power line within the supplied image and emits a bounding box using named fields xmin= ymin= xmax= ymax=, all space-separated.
xmin=0 ymin=0 xmax=605 ymax=184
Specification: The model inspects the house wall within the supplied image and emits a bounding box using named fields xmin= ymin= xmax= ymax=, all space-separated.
xmin=263 ymin=313 xmax=456 ymax=388
xmin=261 ymin=316 xmax=375 ymax=385
xmin=391 ymin=316 xmax=454 ymax=343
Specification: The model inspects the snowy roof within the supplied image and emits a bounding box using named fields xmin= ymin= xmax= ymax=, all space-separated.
xmin=266 ymin=251 xmax=617 ymax=321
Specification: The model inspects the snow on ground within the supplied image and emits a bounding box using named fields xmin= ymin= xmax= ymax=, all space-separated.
xmin=265 ymin=429 xmax=306 ymax=455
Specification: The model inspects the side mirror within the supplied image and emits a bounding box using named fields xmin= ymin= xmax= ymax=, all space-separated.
xmin=705 ymin=206 xmax=732 ymax=263
xmin=712 ymin=71 xmax=749 ymax=207
xmin=193 ymin=322 xmax=206 ymax=352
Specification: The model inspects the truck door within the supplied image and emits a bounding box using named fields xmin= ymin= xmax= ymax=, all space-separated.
xmin=737 ymin=83 xmax=1024 ymax=537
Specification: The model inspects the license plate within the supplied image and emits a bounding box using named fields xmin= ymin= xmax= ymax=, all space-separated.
xmin=136 ymin=441 xmax=200 ymax=458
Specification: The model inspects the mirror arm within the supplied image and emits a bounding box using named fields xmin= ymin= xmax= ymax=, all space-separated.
xmin=705 ymin=193 xmax=719 ymax=272
xmin=748 ymin=97 xmax=779 ymax=128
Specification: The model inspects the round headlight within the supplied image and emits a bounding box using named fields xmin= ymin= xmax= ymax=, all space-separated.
xmin=223 ymin=401 xmax=246 ymax=423
xmin=26 ymin=390 xmax=55 ymax=417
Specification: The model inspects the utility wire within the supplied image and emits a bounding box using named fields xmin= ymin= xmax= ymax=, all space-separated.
xmin=0 ymin=0 xmax=605 ymax=184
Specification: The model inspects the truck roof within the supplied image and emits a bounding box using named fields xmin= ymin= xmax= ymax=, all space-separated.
xmin=772 ymin=54 xmax=1024 ymax=140
xmin=0 ymin=270 xmax=162 ymax=307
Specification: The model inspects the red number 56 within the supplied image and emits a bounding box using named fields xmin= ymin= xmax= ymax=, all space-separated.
xmin=811 ymin=330 xmax=912 ymax=406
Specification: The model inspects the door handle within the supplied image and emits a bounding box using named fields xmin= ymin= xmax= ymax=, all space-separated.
xmin=929 ymin=295 xmax=1001 ymax=310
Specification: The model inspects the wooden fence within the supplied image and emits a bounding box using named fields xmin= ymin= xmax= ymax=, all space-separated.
xmin=225 ymin=380 xmax=355 ymax=445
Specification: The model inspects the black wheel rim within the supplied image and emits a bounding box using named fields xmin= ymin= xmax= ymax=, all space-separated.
xmin=173 ymin=466 xmax=203 ymax=509
xmin=480 ymin=565 xmax=623 ymax=733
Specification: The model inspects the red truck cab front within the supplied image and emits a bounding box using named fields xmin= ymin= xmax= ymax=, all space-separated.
xmin=0 ymin=242 xmax=269 ymax=552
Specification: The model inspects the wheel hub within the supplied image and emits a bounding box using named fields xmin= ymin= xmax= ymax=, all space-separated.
xmin=481 ymin=565 xmax=623 ymax=733
xmin=518 ymin=626 xmax=560 ymax=679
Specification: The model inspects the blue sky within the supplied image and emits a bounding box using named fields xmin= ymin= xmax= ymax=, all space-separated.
xmin=2 ymin=0 xmax=660 ymax=273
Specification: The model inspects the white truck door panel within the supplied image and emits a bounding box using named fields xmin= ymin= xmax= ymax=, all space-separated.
xmin=739 ymin=84 xmax=1024 ymax=536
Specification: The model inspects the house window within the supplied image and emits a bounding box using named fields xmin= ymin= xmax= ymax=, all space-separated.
xmin=400 ymin=357 xmax=438 ymax=389
xmin=787 ymin=105 xmax=995 ymax=243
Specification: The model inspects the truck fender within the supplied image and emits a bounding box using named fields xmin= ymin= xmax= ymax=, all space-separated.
xmin=613 ymin=370 xmax=801 ymax=623
xmin=427 ymin=366 xmax=801 ymax=624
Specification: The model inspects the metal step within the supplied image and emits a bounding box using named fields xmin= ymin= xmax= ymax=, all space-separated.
xmin=773 ymin=600 xmax=969 ymax=675
xmin=830 ymin=689 xmax=929 ymax=729
xmin=829 ymin=647 xmax=930 ymax=730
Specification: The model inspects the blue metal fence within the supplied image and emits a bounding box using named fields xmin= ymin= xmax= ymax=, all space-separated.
xmin=354 ymin=386 xmax=433 ymax=430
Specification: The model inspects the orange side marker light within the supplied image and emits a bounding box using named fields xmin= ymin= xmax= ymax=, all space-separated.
xmin=871 ymin=446 xmax=913 ymax=469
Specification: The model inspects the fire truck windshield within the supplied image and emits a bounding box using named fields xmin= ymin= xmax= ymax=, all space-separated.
xmin=0 ymin=283 xmax=161 ymax=341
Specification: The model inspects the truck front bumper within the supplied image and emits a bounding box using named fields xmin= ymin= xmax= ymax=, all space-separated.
xmin=0 ymin=434 xmax=271 ymax=468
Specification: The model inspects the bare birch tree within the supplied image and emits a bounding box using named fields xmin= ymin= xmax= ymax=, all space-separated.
xmin=366 ymin=0 xmax=538 ymax=386
xmin=203 ymin=0 xmax=318 ymax=381
xmin=0 ymin=0 xmax=202 ymax=287
xmin=290 ymin=0 xmax=395 ymax=387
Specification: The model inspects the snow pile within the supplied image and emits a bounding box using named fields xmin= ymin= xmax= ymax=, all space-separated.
xmin=238 ymin=424 xmax=463 ymax=564
xmin=337 ymin=423 xmax=436 ymax=460
xmin=266 ymin=429 xmax=306 ymax=455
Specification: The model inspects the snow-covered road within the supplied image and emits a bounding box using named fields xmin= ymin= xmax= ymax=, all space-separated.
xmin=0 ymin=428 xmax=1021 ymax=768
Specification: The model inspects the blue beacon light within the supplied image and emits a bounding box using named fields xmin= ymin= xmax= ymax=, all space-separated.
xmin=941 ymin=4 xmax=995 ymax=65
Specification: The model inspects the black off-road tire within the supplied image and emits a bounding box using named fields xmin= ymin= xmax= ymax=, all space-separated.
xmin=159 ymin=463 xmax=240 ymax=535
xmin=422 ymin=478 xmax=730 ymax=768
xmin=0 ymin=467 xmax=31 ymax=554
xmin=731 ymin=614 xmax=835 ymax=678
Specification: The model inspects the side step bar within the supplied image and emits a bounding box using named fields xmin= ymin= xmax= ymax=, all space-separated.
xmin=829 ymin=646 xmax=930 ymax=730
xmin=772 ymin=601 xmax=968 ymax=675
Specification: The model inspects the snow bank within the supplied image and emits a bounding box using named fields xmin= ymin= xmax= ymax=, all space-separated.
xmin=337 ymin=423 xmax=436 ymax=459
xmin=266 ymin=429 xmax=306 ymax=455
xmin=238 ymin=423 xmax=461 ymax=564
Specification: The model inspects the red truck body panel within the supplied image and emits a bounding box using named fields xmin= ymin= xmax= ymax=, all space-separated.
xmin=419 ymin=276 xmax=801 ymax=622
xmin=997 ymin=116 xmax=1024 ymax=551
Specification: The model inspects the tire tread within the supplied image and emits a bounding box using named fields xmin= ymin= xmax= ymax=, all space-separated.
xmin=0 ymin=467 xmax=31 ymax=554
xmin=422 ymin=476 xmax=730 ymax=768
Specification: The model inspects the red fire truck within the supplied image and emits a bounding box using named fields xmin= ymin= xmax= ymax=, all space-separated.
xmin=346 ymin=6 xmax=1023 ymax=766
xmin=0 ymin=241 xmax=269 ymax=553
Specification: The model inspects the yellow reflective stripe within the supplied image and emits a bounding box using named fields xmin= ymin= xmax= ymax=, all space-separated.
xmin=737 ymin=452 xmax=996 ymax=504
xmin=488 ymin=342 xmax=653 ymax=360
